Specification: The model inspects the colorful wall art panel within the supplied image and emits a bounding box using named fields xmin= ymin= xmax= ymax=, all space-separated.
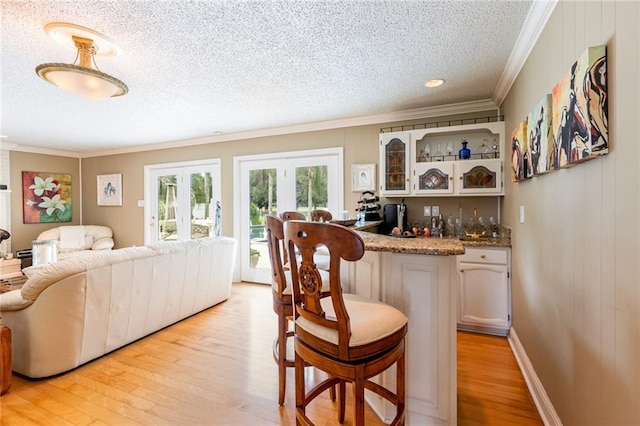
xmin=511 ymin=120 xmax=528 ymax=182
xmin=526 ymin=94 xmax=554 ymax=175
xmin=22 ymin=171 xmax=72 ymax=223
xmin=551 ymin=44 xmax=608 ymax=168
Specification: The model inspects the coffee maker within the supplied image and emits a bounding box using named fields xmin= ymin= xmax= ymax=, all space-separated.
xmin=382 ymin=200 xmax=408 ymax=234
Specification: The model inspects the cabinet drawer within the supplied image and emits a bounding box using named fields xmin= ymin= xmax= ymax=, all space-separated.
xmin=458 ymin=247 xmax=507 ymax=264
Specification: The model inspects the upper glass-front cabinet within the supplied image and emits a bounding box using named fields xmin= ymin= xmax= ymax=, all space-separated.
xmin=380 ymin=121 xmax=505 ymax=197
xmin=379 ymin=132 xmax=411 ymax=195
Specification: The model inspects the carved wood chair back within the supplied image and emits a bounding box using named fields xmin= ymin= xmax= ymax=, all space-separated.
xmin=310 ymin=209 xmax=332 ymax=222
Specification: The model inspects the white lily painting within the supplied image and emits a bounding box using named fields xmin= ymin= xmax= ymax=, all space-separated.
xmin=22 ymin=171 xmax=72 ymax=223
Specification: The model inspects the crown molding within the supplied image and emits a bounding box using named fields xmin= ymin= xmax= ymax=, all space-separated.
xmin=5 ymin=143 xmax=80 ymax=158
xmin=80 ymin=99 xmax=498 ymax=158
xmin=493 ymin=0 xmax=558 ymax=107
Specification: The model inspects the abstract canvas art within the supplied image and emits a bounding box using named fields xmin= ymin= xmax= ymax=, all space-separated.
xmin=526 ymin=94 xmax=554 ymax=175
xmin=551 ymin=44 xmax=608 ymax=168
xmin=511 ymin=120 xmax=528 ymax=182
xmin=22 ymin=171 xmax=72 ymax=223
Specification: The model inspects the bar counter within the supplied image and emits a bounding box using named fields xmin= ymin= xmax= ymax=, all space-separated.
xmin=350 ymin=220 xmax=510 ymax=255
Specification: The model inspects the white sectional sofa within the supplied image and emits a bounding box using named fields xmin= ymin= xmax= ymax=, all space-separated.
xmin=0 ymin=237 xmax=237 ymax=378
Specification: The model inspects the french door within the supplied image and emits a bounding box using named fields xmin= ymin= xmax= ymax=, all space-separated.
xmin=144 ymin=159 xmax=221 ymax=245
xmin=234 ymin=148 xmax=343 ymax=284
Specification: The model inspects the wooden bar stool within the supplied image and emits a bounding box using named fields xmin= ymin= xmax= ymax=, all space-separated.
xmin=284 ymin=220 xmax=407 ymax=425
xmin=265 ymin=215 xmax=333 ymax=405
xmin=310 ymin=209 xmax=332 ymax=222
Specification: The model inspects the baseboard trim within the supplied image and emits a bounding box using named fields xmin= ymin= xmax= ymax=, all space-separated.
xmin=508 ymin=327 xmax=563 ymax=426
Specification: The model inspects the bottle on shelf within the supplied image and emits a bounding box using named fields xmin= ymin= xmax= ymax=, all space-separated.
xmin=459 ymin=139 xmax=471 ymax=160
xmin=479 ymin=138 xmax=489 ymax=156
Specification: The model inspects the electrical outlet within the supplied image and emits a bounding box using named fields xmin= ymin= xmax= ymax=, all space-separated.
xmin=520 ymin=205 xmax=525 ymax=224
xmin=432 ymin=205 xmax=440 ymax=216
xmin=423 ymin=206 xmax=431 ymax=216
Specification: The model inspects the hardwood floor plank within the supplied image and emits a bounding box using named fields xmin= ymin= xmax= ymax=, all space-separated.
xmin=1 ymin=283 xmax=542 ymax=425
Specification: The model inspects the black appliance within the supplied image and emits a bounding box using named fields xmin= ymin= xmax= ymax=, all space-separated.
xmin=382 ymin=201 xmax=408 ymax=234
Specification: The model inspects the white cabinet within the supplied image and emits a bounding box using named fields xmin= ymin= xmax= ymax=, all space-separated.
xmin=379 ymin=132 xmax=411 ymax=195
xmin=413 ymin=158 xmax=503 ymax=196
xmin=380 ymin=121 xmax=505 ymax=197
xmin=457 ymin=247 xmax=511 ymax=336
xmin=347 ymin=252 xmax=457 ymax=425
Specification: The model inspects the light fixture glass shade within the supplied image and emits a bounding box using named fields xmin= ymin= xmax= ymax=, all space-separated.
xmin=36 ymin=63 xmax=128 ymax=99
xmin=35 ymin=24 xmax=128 ymax=100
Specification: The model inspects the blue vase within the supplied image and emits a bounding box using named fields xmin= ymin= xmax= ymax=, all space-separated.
xmin=459 ymin=140 xmax=471 ymax=160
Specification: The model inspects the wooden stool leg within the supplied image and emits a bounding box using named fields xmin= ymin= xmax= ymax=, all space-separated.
xmin=295 ymin=351 xmax=305 ymax=426
xmin=0 ymin=325 xmax=12 ymax=396
xmin=338 ymin=380 xmax=346 ymax=423
xmin=277 ymin=312 xmax=288 ymax=405
xmin=354 ymin=366 xmax=365 ymax=426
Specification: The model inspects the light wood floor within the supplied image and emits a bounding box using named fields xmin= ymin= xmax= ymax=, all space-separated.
xmin=0 ymin=282 xmax=542 ymax=425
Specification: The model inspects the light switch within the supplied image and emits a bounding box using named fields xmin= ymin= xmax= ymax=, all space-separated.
xmin=519 ymin=205 xmax=525 ymax=223
xmin=137 ymin=200 xmax=145 ymax=208
xmin=423 ymin=206 xmax=431 ymax=216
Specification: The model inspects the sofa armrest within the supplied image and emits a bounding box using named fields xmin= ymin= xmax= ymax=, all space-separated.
xmin=0 ymin=290 xmax=32 ymax=311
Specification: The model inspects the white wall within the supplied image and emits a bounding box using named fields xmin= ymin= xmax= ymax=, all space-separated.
xmin=501 ymin=1 xmax=640 ymax=423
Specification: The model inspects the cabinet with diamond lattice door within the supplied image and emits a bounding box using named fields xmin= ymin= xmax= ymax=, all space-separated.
xmin=413 ymin=158 xmax=503 ymax=196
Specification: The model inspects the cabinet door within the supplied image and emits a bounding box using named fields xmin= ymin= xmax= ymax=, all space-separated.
xmin=456 ymin=158 xmax=503 ymax=195
xmin=413 ymin=161 xmax=455 ymax=195
xmin=458 ymin=262 xmax=510 ymax=332
xmin=379 ymin=132 xmax=411 ymax=195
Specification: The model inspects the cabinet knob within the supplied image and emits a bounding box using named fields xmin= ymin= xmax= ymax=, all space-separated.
xmin=459 ymin=269 xmax=464 ymax=273
xmin=449 ymin=177 xmax=453 ymax=181
xmin=480 ymin=254 xmax=486 ymax=259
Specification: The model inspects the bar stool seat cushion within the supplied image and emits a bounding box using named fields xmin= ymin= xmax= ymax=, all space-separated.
xmin=296 ymin=294 xmax=407 ymax=347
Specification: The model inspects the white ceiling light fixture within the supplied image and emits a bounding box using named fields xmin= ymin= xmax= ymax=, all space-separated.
xmin=35 ymin=22 xmax=128 ymax=99
xmin=424 ymin=78 xmax=445 ymax=88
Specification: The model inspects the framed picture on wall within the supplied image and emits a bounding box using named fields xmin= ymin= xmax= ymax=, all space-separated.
xmin=97 ymin=174 xmax=122 ymax=206
xmin=351 ymin=163 xmax=376 ymax=192
xmin=22 ymin=171 xmax=72 ymax=223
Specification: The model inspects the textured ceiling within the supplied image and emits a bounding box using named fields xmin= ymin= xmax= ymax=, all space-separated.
xmin=1 ymin=0 xmax=536 ymax=155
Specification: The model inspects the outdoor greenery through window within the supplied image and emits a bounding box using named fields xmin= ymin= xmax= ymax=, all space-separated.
xmin=249 ymin=165 xmax=328 ymax=268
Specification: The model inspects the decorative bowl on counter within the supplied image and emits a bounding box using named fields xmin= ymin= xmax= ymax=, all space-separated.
xmin=329 ymin=219 xmax=357 ymax=227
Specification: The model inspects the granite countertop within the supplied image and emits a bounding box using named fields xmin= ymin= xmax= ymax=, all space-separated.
xmin=349 ymin=220 xmax=511 ymax=256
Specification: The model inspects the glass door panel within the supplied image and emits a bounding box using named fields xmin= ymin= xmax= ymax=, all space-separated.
xmin=249 ymin=168 xmax=277 ymax=271
xmin=156 ymin=175 xmax=179 ymax=241
xmin=189 ymin=171 xmax=215 ymax=239
xmin=295 ymin=165 xmax=328 ymax=219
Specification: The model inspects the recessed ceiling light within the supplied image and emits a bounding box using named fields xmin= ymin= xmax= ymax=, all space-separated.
xmin=211 ymin=131 xmax=224 ymax=136
xmin=425 ymin=78 xmax=445 ymax=88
